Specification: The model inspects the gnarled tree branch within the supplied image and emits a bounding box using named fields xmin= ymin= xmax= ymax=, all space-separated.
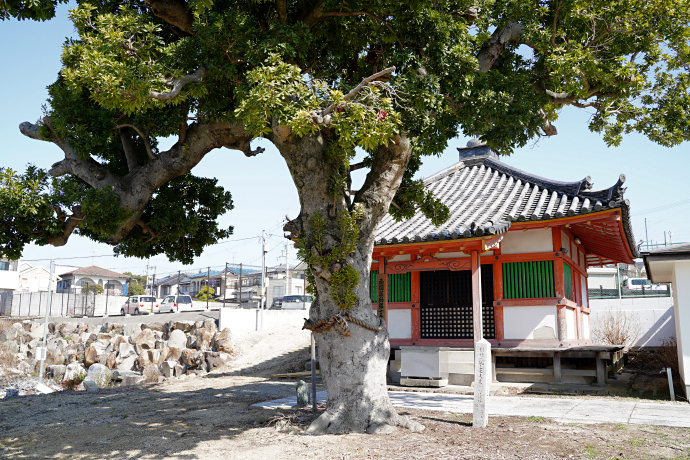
xmin=148 ymin=66 xmax=209 ymax=101
xmin=321 ymin=67 xmax=395 ymax=117
xmin=476 ymin=22 xmax=524 ymax=72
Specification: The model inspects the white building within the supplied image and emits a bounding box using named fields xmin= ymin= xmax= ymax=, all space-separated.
xmin=17 ymin=262 xmax=61 ymax=292
xmin=56 ymin=265 xmax=128 ymax=295
xmin=0 ymin=258 xmax=19 ymax=293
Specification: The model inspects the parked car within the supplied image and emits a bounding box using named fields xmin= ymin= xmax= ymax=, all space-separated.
xmin=159 ymin=294 xmax=195 ymax=313
xmin=269 ymin=297 xmax=283 ymax=310
xmin=280 ymin=295 xmax=313 ymax=310
xmin=121 ymin=295 xmax=159 ymax=315
xmin=622 ymin=278 xmax=668 ymax=291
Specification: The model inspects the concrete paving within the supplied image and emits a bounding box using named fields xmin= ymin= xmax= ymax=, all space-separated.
xmin=253 ymin=390 xmax=690 ymax=428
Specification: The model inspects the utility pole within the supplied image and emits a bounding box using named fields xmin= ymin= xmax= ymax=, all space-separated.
xmin=645 ymin=218 xmax=649 ymax=250
xmin=38 ymin=260 xmax=55 ymax=384
xmin=145 ymin=260 xmax=150 ymax=295
xmin=207 ymin=266 xmax=210 ymax=309
xmin=669 ymin=231 xmax=673 ymax=245
xmin=285 ymin=242 xmax=290 ymax=297
xmin=239 ymin=263 xmax=243 ymax=306
xmin=261 ymin=230 xmax=267 ymax=329
xmin=224 ymin=262 xmax=228 ymax=304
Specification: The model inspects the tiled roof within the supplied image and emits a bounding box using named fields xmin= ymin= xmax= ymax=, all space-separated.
xmin=645 ymin=242 xmax=690 ymax=255
xmin=374 ymin=144 xmax=638 ymax=261
xmin=59 ymin=265 xmax=127 ymax=279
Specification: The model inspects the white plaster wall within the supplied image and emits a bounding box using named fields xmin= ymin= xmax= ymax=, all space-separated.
xmin=589 ymin=297 xmax=675 ymax=348
xmin=581 ymin=274 xmax=588 ymax=308
xmin=503 ymin=306 xmax=558 ymax=340
xmin=583 ymin=314 xmax=590 ymax=339
xmin=0 ymin=270 xmax=19 ymax=290
xmin=389 ymin=254 xmax=412 ymax=262
xmin=501 ymin=229 xmax=553 ymax=254
xmin=388 ymin=309 xmax=412 ymax=339
xmin=571 ymin=241 xmax=577 ymax=262
xmin=671 ymin=261 xmax=690 ymax=396
xmin=566 ymin=308 xmax=577 ymax=340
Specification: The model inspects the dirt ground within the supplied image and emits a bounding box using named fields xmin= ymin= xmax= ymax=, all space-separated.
xmin=0 ymin=327 xmax=689 ymax=460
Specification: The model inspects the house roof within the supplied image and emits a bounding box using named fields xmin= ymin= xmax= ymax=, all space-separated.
xmin=374 ymin=143 xmax=637 ymax=266
xmin=188 ymin=270 xmax=223 ymax=279
xmin=645 ymin=242 xmax=690 ymax=256
xmin=59 ymin=265 xmax=127 ymax=279
xmin=153 ymin=273 xmax=188 ymax=287
xmin=643 ymin=243 xmax=690 ymax=283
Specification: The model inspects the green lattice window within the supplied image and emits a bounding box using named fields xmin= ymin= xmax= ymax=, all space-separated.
xmin=370 ymin=270 xmax=378 ymax=302
xmin=369 ymin=270 xmax=411 ymax=302
xmin=563 ymin=262 xmax=574 ymax=301
xmin=503 ymin=261 xmax=555 ymax=299
xmin=388 ymin=272 xmax=411 ymax=302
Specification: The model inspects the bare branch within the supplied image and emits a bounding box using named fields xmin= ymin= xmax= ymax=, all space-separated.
xmin=321 ymin=67 xmax=396 ymax=117
xmin=45 ymin=206 xmax=85 ymax=247
xmin=113 ymin=124 xmax=156 ymax=160
xmin=349 ymin=161 xmax=366 ymax=172
xmin=148 ymin=66 xmax=209 ymax=101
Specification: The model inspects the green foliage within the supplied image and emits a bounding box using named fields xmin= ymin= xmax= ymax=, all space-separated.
xmin=0 ymin=0 xmax=66 ymax=21
xmin=81 ymin=283 xmax=104 ymax=295
xmin=296 ymin=209 xmax=364 ymax=310
xmin=196 ymin=285 xmax=215 ymax=300
xmin=112 ymin=174 xmax=234 ymax=264
xmin=0 ymin=167 xmax=62 ymax=260
xmin=127 ymin=281 xmax=145 ymax=296
xmin=6 ymin=0 xmax=690 ymax=269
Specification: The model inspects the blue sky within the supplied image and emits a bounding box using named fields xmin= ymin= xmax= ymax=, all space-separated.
xmin=1 ymin=5 xmax=688 ymax=278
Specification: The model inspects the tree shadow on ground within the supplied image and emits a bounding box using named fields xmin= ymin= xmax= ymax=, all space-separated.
xmin=0 ymin=377 xmax=309 ymax=459
xmin=207 ymin=345 xmax=313 ymax=379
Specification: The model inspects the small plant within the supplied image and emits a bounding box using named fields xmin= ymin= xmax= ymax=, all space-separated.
xmin=614 ymin=423 xmax=627 ymax=430
xmin=61 ymin=370 xmax=87 ymax=390
xmin=592 ymin=309 xmax=641 ymax=349
xmin=584 ymin=445 xmax=600 ymax=458
xmin=90 ymin=369 xmax=113 ymax=388
xmin=526 ymin=416 xmax=545 ymax=422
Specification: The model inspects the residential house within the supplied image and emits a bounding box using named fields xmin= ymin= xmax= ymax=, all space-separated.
xmin=17 ymin=262 xmax=62 ymax=292
xmin=56 ymin=266 xmax=128 ymax=295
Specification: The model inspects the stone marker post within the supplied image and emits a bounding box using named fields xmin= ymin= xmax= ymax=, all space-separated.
xmin=473 ymin=338 xmax=491 ymax=428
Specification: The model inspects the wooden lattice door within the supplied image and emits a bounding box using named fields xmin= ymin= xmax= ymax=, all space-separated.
xmin=419 ymin=266 xmax=494 ymax=339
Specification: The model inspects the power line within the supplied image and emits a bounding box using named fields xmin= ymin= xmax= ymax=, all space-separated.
xmin=635 ymin=198 xmax=690 ymax=215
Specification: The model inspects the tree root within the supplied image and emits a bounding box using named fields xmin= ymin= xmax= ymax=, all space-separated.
xmin=305 ymin=408 xmax=424 ymax=435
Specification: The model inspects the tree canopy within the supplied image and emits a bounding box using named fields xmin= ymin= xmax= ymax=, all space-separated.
xmin=2 ymin=0 xmax=689 ymax=262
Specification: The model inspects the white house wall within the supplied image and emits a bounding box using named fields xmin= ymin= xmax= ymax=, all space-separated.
xmin=583 ymin=314 xmax=590 ymax=339
xmin=0 ymin=269 xmax=19 ymax=291
xmin=388 ymin=309 xmax=412 ymax=339
xmin=503 ymin=306 xmax=557 ymax=340
xmin=671 ymin=261 xmax=690 ymax=396
xmin=500 ymin=229 xmax=553 ymax=254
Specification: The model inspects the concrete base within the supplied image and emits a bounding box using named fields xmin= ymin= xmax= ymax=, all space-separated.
xmin=400 ymin=377 xmax=448 ymax=388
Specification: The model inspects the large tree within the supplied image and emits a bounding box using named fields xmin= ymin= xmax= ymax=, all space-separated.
xmin=2 ymin=0 xmax=689 ymax=434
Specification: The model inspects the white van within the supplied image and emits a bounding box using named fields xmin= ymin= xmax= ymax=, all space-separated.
xmin=280 ymin=295 xmax=313 ymax=310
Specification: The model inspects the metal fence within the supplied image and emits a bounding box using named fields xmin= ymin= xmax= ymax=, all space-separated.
xmin=0 ymin=291 xmax=128 ymax=318
xmin=588 ymin=284 xmax=672 ymax=300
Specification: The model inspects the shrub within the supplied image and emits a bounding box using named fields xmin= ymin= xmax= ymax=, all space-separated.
xmin=61 ymin=370 xmax=87 ymax=390
xmin=592 ymin=309 xmax=641 ymax=349
xmin=81 ymin=283 xmax=104 ymax=295
xmin=196 ymin=286 xmax=215 ymax=301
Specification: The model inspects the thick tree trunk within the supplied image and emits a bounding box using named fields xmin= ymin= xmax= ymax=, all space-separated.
xmin=271 ymin=127 xmax=423 ymax=434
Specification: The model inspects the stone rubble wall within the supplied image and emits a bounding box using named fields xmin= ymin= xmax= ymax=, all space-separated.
xmin=0 ymin=318 xmax=233 ymax=389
